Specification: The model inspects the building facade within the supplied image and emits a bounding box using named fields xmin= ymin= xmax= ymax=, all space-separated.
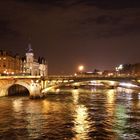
xmin=116 ymin=63 xmax=140 ymax=76
xmin=0 ymin=45 xmax=48 ymax=76
xmin=0 ymin=50 xmax=22 ymax=75
xmin=23 ymin=44 xmax=48 ymax=76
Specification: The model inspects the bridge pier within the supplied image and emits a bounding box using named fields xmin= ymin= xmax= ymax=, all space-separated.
xmin=30 ymin=82 xmax=44 ymax=99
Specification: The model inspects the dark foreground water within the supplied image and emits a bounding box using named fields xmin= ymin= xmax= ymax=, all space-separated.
xmin=0 ymin=88 xmax=140 ymax=140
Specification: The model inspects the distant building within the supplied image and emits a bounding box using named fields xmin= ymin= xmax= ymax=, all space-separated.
xmin=132 ymin=63 xmax=140 ymax=76
xmin=103 ymin=70 xmax=115 ymax=76
xmin=0 ymin=50 xmax=22 ymax=75
xmin=23 ymin=44 xmax=48 ymax=76
xmin=0 ymin=44 xmax=48 ymax=76
xmin=116 ymin=63 xmax=140 ymax=76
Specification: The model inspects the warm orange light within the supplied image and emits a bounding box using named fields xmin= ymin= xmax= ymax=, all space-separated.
xmin=74 ymin=73 xmax=77 ymax=76
xmin=78 ymin=65 xmax=84 ymax=72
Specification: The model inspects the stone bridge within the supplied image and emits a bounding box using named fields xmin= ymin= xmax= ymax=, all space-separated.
xmin=0 ymin=75 xmax=140 ymax=97
xmin=42 ymin=75 xmax=140 ymax=93
xmin=0 ymin=76 xmax=43 ymax=98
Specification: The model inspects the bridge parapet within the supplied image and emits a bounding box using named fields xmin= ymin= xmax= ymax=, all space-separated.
xmin=0 ymin=75 xmax=41 ymax=80
xmin=45 ymin=75 xmax=140 ymax=81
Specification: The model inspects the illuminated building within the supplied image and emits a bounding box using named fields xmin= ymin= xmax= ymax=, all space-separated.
xmin=117 ymin=63 xmax=140 ymax=76
xmin=0 ymin=50 xmax=22 ymax=75
xmin=23 ymin=44 xmax=48 ymax=76
xmin=0 ymin=44 xmax=48 ymax=76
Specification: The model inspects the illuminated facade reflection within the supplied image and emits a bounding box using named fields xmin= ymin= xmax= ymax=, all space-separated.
xmin=25 ymin=101 xmax=44 ymax=139
xmin=72 ymin=90 xmax=90 ymax=140
xmin=106 ymin=89 xmax=115 ymax=116
xmin=12 ymin=98 xmax=23 ymax=113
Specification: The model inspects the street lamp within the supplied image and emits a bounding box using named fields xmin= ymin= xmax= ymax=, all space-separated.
xmin=78 ymin=65 xmax=84 ymax=73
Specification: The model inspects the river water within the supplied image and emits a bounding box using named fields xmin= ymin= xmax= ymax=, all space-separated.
xmin=0 ymin=88 xmax=140 ymax=140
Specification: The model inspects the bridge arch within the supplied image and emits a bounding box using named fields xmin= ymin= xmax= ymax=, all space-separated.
xmin=42 ymin=80 xmax=120 ymax=93
xmin=8 ymin=84 xmax=30 ymax=96
xmin=43 ymin=78 xmax=140 ymax=93
xmin=0 ymin=81 xmax=32 ymax=97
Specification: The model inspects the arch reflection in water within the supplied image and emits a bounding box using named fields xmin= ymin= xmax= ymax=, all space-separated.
xmin=12 ymin=98 xmax=23 ymax=112
xmin=72 ymin=90 xmax=90 ymax=140
xmin=25 ymin=101 xmax=44 ymax=139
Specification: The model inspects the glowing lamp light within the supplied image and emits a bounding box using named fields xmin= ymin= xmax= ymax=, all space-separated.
xmin=74 ymin=73 xmax=77 ymax=76
xmin=78 ymin=65 xmax=84 ymax=72
xmin=118 ymin=64 xmax=123 ymax=70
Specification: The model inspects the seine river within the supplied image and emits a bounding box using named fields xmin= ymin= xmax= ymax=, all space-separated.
xmin=0 ymin=88 xmax=140 ymax=140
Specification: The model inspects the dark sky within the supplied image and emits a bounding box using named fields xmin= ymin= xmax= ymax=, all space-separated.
xmin=0 ymin=0 xmax=140 ymax=74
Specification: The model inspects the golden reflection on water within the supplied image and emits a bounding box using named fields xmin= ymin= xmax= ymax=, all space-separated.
xmin=25 ymin=101 xmax=44 ymax=139
xmin=12 ymin=98 xmax=23 ymax=112
xmin=42 ymin=100 xmax=50 ymax=113
xmin=72 ymin=90 xmax=90 ymax=140
xmin=106 ymin=89 xmax=115 ymax=104
xmin=72 ymin=89 xmax=79 ymax=104
xmin=42 ymin=99 xmax=64 ymax=114
xmin=105 ymin=89 xmax=116 ymax=138
xmin=106 ymin=89 xmax=115 ymax=116
xmin=2 ymin=88 xmax=140 ymax=139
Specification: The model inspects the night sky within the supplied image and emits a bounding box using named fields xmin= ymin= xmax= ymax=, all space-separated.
xmin=0 ymin=0 xmax=140 ymax=74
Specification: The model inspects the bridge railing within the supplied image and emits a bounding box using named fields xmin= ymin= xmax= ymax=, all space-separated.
xmin=47 ymin=75 xmax=140 ymax=81
xmin=0 ymin=75 xmax=41 ymax=79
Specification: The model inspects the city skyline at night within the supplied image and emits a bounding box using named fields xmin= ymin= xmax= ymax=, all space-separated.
xmin=0 ymin=0 xmax=140 ymax=74
xmin=1 ymin=1 xmax=140 ymax=139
